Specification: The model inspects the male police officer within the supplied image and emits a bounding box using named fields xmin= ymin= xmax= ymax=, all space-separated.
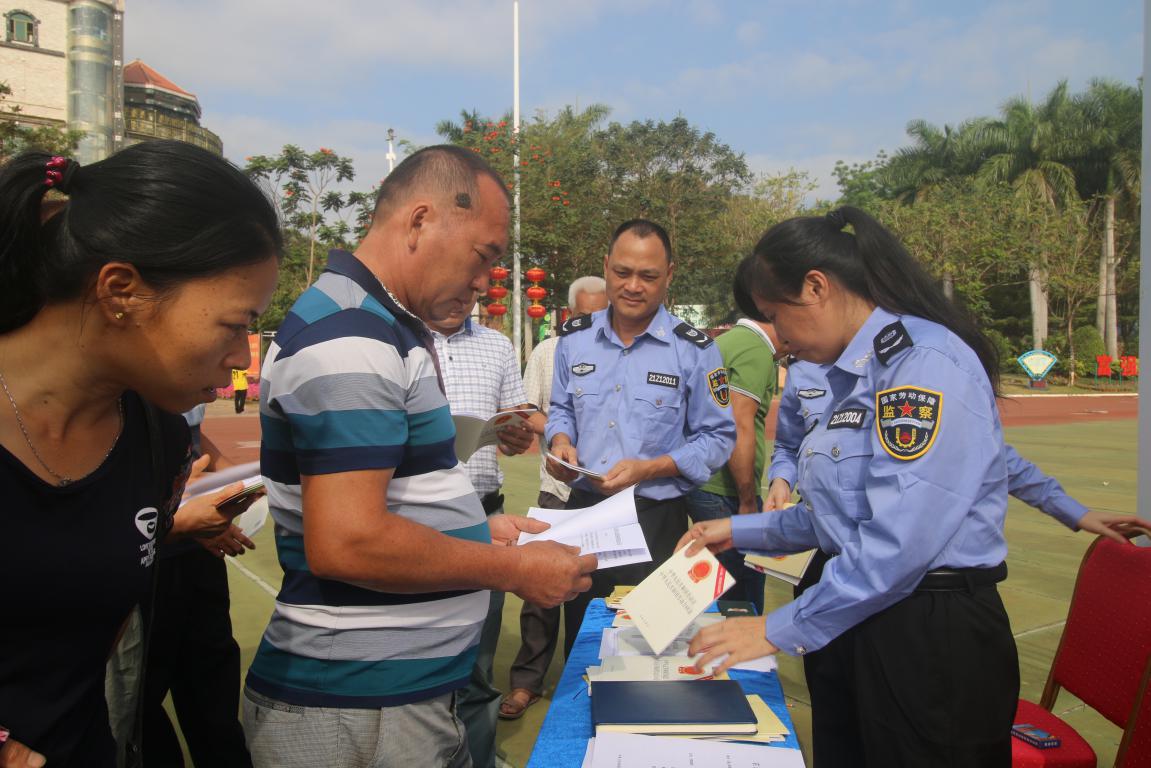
xmin=546 ymin=219 xmax=736 ymax=655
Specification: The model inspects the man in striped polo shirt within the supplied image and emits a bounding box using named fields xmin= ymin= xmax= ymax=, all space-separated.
xmin=245 ymin=146 xmax=596 ymax=768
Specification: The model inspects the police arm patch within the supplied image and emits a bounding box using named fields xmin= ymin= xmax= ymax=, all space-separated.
xmin=876 ymin=385 xmax=941 ymax=460
xmin=707 ymin=367 xmax=731 ymax=407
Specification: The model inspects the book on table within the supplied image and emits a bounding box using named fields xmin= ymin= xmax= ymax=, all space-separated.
xmin=591 ymin=680 xmax=758 ymax=736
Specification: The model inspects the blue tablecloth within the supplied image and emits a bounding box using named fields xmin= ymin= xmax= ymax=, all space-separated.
xmin=526 ymin=599 xmax=803 ymax=767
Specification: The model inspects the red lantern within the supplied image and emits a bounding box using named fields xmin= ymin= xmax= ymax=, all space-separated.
xmin=487 ymin=285 xmax=508 ymax=300
xmin=490 ymin=266 xmax=509 ymax=281
xmin=486 ymin=303 xmax=508 ymax=316
xmin=524 ymin=266 xmax=549 ymax=323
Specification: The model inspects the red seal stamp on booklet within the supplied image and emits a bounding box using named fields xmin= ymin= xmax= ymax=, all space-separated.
xmin=689 ymin=560 xmax=712 ymax=583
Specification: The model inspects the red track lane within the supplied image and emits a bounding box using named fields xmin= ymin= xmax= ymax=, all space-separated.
xmin=200 ymin=395 xmax=1139 ymax=466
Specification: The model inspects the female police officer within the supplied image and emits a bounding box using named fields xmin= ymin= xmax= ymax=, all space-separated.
xmin=684 ymin=206 xmax=1017 ymax=767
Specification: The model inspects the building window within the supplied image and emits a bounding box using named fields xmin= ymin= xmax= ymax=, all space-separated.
xmin=5 ymin=10 xmax=38 ymax=45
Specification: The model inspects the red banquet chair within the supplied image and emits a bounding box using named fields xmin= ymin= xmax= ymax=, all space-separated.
xmin=1121 ymin=356 xmax=1139 ymax=380
xmin=1012 ymin=532 xmax=1151 ymax=767
xmin=1096 ymin=355 xmax=1114 ymax=384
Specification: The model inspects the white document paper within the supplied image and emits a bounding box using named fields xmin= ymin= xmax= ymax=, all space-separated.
xmin=452 ymin=408 xmax=536 ymax=462
xmin=591 ymin=731 xmax=806 ymax=768
xmin=619 ymin=545 xmax=735 ymax=655
xmin=545 ymin=451 xmax=607 ymax=480
xmin=587 ymin=655 xmax=718 ymax=683
xmin=517 ymin=486 xmax=651 ymax=569
xmin=599 ymin=615 xmax=725 ymax=659
xmin=234 ymin=496 xmax=269 ymax=538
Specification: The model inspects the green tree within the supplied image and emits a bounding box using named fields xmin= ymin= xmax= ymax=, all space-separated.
xmin=0 ymin=81 xmax=82 ymax=161
xmin=976 ymin=81 xmax=1081 ymax=350
xmin=881 ymin=119 xmax=986 ymax=204
xmin=244 ymin=146 xmax=356 ymax=286
xmin=1072 ymin=79 xmax=1142 ymax=358
xmin=831 ymin=151 xmax=891 ymax=211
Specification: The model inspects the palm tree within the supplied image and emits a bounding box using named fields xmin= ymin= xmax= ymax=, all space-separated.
xmin=883 ymin=118 xmax=987 ymax=203
xmin=882 ymin=119 xmax=987 ymax=299
xmin=975 ymin=81 xmax=1081 ymax=350
xmin=1072 ymin=79 xmax=1141 ymax=359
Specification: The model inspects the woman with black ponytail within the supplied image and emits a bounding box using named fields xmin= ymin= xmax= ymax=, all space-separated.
xmin=0 ymin=141 xmax=281 ymax=767
xmin=683 ymin=207 xmax=1019 ymax=766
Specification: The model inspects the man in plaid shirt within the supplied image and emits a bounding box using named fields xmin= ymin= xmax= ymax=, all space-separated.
xmin=429 ymin=307 xmax=536 ymax=768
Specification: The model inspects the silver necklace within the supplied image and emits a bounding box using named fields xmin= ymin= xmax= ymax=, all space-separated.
xmin=0 ymin=369 xmax=123 ymax=487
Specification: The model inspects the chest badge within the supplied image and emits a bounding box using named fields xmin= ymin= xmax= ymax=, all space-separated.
xmin=707 ymin=367 xmax=730 ymax=407
xmin=797 ymin=387 xmax=827 ymax=399
xmin=827 ymin=407 xmax=866 ymax=429
xmin=572 ymin=362 xmax=596 ymax=376
xmin=876 ymin=386 xmax=942 ymax=460
xmin=647 ymin=372 xmax=680 ymax=388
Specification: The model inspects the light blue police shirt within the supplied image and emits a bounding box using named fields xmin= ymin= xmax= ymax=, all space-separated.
xmin=546 ymin=305 xmax=736 ymax=500
xmin=770 ymin=365 xmax=1088 ymax=529
xmin=768 ymin=360 xmax=831 ymax=490
xmin=732 ymin=307 xmax=1009 ymax=656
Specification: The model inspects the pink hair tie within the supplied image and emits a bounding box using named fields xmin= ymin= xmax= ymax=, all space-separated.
xmin=44 ymin=156 xmax=69 ymax=189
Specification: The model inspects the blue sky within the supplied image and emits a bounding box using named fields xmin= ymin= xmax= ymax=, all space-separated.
xmin=127 ymin=0 xmax=1143 ymax=201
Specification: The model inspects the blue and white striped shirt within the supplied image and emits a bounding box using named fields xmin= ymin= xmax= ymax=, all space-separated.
xmin=249 ymin=250 xmax=489 ymax=708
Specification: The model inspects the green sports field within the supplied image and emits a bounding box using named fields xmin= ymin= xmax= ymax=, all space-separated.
xmin=215 ymin=418 xmax=1139 ymax=767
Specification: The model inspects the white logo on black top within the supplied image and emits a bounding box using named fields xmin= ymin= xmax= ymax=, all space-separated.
xmin=136 ymin=507 xmax=159 ymax=567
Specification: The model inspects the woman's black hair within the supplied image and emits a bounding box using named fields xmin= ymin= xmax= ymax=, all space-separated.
xmin=0 ymin=140 xmax=283 ymax=333
xmin=732 ymin=255 xmax=767 ymax=321
xmin=748 ymin=206 xmax=999 ymax=391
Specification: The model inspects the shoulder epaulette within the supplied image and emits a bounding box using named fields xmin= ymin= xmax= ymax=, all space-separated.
xmin=559 ymin=314 xmax=594 ymax=336
xmin=674 ymin=322 xmax=713 ymax=349
xmin=873 ymin=320 xmax=913 ymax=365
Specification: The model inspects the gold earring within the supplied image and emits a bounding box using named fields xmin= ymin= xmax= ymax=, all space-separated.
xmin=114 ymin=312 xmax=125 ymax=320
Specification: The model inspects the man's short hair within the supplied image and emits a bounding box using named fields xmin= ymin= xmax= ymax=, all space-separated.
xmin=567 ymin=275 xmax=607 ymax=310
xmin=608 ymin=219 xmax=673 ymax=263
xmin=373 ymin=145 xmax=508 ymax=220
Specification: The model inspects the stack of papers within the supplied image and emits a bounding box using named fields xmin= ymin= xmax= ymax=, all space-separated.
xmin=517 ymin=486 xmax=650 ymax=569
xmin=584 ymin=731 xmax=805 ymax=768
xmin=452 ymin=408 xmax=536 ymax=462
xmin=587 ymin=656 xmax=722 ymax=684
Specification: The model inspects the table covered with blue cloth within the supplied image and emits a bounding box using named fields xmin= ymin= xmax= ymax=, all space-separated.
xmin=526 ymin=598 xmax=803 ymax=767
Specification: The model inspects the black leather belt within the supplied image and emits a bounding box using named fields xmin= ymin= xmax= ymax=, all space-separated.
xmin=915 ymin=562 xmax=1007 ymax=592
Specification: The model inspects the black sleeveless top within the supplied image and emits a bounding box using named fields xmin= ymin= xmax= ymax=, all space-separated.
xmin=0 ymin=392 xmax=190 ymax=766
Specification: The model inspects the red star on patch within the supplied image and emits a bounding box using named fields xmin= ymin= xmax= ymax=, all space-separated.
xmin=898 ymin=402 xmax=916 ymax=417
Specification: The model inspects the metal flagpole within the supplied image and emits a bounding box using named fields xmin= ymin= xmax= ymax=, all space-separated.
xmin=512 ymin=0 xmax=523 ymax=365
xmin=1139 ymin=0 xmax=1149 ymax=521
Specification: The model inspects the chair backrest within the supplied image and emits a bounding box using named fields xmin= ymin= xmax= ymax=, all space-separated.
xmin=1097 ymin=355 xmax=1114 ymax=376
xmin=1050 ymin=537 xmax=1151 ymax=734
xmin=1121 ymin=355 xmax=1140 ymax=377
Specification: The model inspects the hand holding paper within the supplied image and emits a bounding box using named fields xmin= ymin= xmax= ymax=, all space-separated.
xmin=518 ymin=486 xmax=651 ymax=569
xmin=687 ymin=614 xmax=778 ymax=675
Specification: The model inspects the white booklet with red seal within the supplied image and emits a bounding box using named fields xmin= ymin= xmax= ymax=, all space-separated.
xmin=619 ymin=545 xmax=734 ymax=655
